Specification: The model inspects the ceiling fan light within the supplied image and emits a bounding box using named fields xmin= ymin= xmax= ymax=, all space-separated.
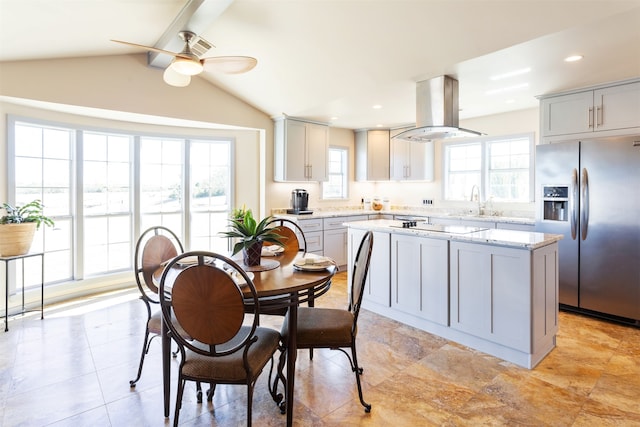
xmin=163 ymin=66 xmax=191 ymax=87
xmin=170 ymin=57 xmax=204 ymax=76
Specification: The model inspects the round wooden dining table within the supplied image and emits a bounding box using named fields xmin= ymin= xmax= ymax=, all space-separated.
xmin=157 ymin=249 xmax=336 ymax=427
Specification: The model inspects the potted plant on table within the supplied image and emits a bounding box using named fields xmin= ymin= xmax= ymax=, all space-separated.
xmin=219 ymin=210 xmax=285 ymax=266
xmin=0 ymin=199 xmax=55 ymax=257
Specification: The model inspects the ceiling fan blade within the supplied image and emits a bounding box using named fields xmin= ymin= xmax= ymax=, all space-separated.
xmin=202 ymin=56 xmax=258 ymax=74
xmin=110 ymin=39 xmax=193 ymax=60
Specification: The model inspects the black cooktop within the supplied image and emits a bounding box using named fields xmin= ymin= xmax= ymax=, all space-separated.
xmin=390 ymin=222 xmax=488 ymax=234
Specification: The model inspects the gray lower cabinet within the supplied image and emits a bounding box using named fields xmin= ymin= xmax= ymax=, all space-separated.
xmin=349 ymin=228 xmax=390 ymax=307
xmin=323 ymin=215 xmax=368 ymax=267
xmin=296 ymin=218 xmax=323 ymax=254
xmin=391 ymin=234 xmax=448 ymax=325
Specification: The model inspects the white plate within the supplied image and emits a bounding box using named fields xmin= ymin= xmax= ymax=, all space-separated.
xmin=293 ymin=256 xmax=333 ymax=271
xmin=176 ymin=256 xmax=212 ymax=266
xmin=230 ymin=271 xmax=255 ymax=285
xmin=261 ymin=245 xmax=285 ymax=256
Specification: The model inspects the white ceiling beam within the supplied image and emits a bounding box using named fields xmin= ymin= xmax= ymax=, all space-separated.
xmin=148 ymin=0 xmax=234 ymax=69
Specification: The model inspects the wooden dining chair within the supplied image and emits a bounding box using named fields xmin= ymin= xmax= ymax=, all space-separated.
xmin=280 ymin=230 xmax=374 ymax=412
xmin=129 ymin=226 xmax=184 ymax=388
xmin=159 ymin=251 xmax=281 ymax=427
xmin=265 ymin=217 xmax=307 ymax=255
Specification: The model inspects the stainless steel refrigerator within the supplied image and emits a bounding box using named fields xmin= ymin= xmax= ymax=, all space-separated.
xmin=535 ymin=135 xmax=640 ymax=324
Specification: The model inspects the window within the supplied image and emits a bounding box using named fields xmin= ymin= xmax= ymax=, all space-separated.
xmin=322 ymin=147 xmax=348 ymax=199
xmin=11 ymin=121 xmax=73 ymax=285
xmin=443 ymin=133 xmax=533 ymax=202
xmin=7 ymin=117 xmax=233 ymax=287
xmin=83 ymin=131 xmax=132 ymax=276
xmin=189 ymin=140 xmax=232 ymax=253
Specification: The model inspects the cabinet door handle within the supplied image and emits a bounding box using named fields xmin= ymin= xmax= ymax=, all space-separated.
xmin=596 ymin=105 xmax=602 ymax=127
xmin=588 ymin=107 xmax=594 ymax=128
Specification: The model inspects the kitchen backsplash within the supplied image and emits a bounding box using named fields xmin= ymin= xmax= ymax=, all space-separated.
xmin=272 ymin=204 xmax=535 ymax=220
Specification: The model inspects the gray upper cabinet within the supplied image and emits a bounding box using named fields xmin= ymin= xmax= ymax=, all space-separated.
xmin=274 ymin=118 xmax=328 ymax=182
xmin=540 ymin=80 xmax=640 ymax=138
xmin=355 ymin=129 xmax=390 ymax=181
xmin=390 ymin=127 xmax=434 ymax=181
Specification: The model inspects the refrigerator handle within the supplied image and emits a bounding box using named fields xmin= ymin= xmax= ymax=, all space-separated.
xmin=570 ymin=168 xmax=578 ymax=240
xmin=581 ymin=168 xmax=589 ymax=240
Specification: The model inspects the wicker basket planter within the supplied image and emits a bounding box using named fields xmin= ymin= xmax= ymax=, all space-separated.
xmin=0 ymin=223 xmax=37 ymax=257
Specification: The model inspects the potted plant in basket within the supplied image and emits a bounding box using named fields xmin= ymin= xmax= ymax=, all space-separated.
xmin=219 ymin=210 xmax=285 ymax=266
xmin=0 ymin=199 xmax=55 ymax=257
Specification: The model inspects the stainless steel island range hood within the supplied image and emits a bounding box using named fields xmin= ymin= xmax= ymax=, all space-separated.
xmin=395 ymin=75 xmax=483 ymax=142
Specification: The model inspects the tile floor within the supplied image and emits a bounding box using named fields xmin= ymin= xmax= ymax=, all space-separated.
xmin=1 ymin=271 xmax=639 ymax=426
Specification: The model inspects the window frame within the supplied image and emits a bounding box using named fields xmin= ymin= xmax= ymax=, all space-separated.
xmin=6 ymin=115 xmax=234 ymax=287
xmin=442 ymin=132 xmax=534 ymax=203
xmin=322 ymin=145 xmax=349 ymax=200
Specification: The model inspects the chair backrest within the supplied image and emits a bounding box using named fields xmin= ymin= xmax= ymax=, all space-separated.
xmin=159 ymin=251 xmax=260 ymax=357
xmin=134 ymin=226 xmax=184 ymax=300
xmin=349 ymin=231 xmax=374 ymax=321
xmin=266 ymin=218 xmax=307 ymax=254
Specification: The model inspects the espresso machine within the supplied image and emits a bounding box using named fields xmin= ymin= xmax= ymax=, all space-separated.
xmin=286 ymin=189 xmax=312 ymax=214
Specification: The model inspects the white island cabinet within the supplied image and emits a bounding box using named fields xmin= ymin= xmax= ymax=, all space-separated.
xmin=391 ymin=234 xmax=448 ymax=325
xmin=349 ymin=228 xmax=391 ymax=307
xmin=347 ymin=219 xmax=562 ymax=369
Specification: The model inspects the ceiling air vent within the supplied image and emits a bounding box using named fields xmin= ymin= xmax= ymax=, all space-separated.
xmin=189 ymin=35 xmax=213 ymax=57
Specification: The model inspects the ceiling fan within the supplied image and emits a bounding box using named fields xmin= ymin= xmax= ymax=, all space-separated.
xmin=111 ymin=31 xmax=257 ymax=87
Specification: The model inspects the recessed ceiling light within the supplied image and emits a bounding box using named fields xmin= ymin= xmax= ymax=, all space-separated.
xmin=565 ymin=55 xmax=583 ymax=62
xmin=505 ymin=99 xmax=516 ymax=104
xmin=490 ymin=68 xmax=531 ymax=81
xmin=330 ymin=116 xmax=338 ymax=121
xmin=485 ymin=83 xmax=529 ymax=95
xmin=376 ymin=124 xmax=384 ymax=127
xmin=372 ymin=104 xmax=382 ymax=109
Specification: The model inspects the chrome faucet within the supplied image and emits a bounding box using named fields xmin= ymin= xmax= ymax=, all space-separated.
xmin=470 ymin=185 xmax=481 ymax=215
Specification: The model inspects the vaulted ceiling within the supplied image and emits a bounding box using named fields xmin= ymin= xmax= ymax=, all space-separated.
xmin=1 ymin=0 xmax=639 ymax=129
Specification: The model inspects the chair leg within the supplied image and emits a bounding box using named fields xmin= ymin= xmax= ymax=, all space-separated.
xmin=275 ymin=349 xmax=288 ymax=414
xmin=247 ymin=382 xmax=254 ymax=427
xmin=267 ymin=354 xmax=285 ymax=407
xmin=173 ymin=377 xmax=186 ymax=427
xmin=350 ymin=343 xmax=371 ymax=412
xmin=196 ymin=382 xmax=202 ymax=403
xmin=206 ymin=383 xmax=216 ymax=402
xmin=129 ymin=327 xmax=151 ymax=387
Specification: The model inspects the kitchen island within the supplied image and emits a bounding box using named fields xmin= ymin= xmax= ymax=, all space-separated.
xmin=347 ymin=219 xmax=563 ymax=369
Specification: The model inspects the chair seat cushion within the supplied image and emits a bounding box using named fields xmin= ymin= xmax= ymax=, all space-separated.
xmin=282 ymin=307 xmax=354 ymax=348
xmin=149 ymin=310 xmax=190 ymax=340
xmin=182 ymin=326 xmax=281 ymax=382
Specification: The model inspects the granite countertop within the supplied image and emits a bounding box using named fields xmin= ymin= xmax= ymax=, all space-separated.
xmin=276 ymin=209 xmax=534 ymax=225
xmin=347 ymin=219 xmax=561 ymax=250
